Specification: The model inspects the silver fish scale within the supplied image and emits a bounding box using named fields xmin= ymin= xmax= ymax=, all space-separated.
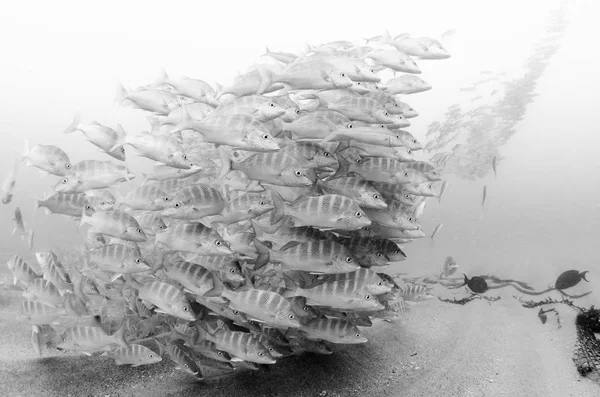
xmin=338 ymin=96 xmax=381 ymax=111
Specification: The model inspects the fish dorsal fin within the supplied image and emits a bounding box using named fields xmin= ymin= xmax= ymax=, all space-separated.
xmin=280 ymin=241 xmax=302 ymax=252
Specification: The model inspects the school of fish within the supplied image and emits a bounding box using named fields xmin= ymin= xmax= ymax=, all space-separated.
xmin=3 ymin=31 xmax=451 ymax=380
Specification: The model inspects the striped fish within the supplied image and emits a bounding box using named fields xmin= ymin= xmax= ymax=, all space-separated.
xmin=335 ymin=155 xmax=426 ymax=185
xmin=205 ymin=272 xmax=301 ymax=329
xmin=154 ymin=222 xmax=232 ymax=256
xmin=134 ymin=279 xmax=195 ymax=321
xmin=283 ymin=272 xmax=384 ymax=311
xmin=102 ymin=343 xmax=162 ymax=366
xmin=181 ymin=254 xmax=243 ymax=284
xmin=54 ymin=160 xmax=134 ymax=193
xmin=250 ymin=218 xmax=333 ymax=251
xmin=80 ymin=207 xmax=147 ymax=242
xmin=22 ymin=278 xmax=63 ymax=306
xmin=195 ymin=321 xmax=276 ymax=364
xmin=87 ymin=244 xmax=150 ymax=275
xmin=162 ymin=184 xmax=225 ymax=220
xmin=58 ymin=322 xmax=128 ymax=353
xmin=279 ymin=141 xmax=338 ymax=170
xmin=6 ymin=255 xmax=40 ymax=286
xmin=401 ymin=284 xmax=434 ymax=302
xmin=208 ymin=95 xmax=286 ymax=123
xmin=22 ymin=140 xmax=72 ymax=177
xmin=207 ymin=191 xmax=273 ymax=226
xmin=35 ymin=192 xmax=87 ymax=217
xmin=163 ymin=260 xmax=214 ymax=296
xmin=318 ymin=176 xmax=387 ymax=209
xmin=220 ymin=149 xmax=314 ymax=188
xmin=20 ymin=300 xmax=66 ymax=325
xmin=155 ymin=339 xmax=202 ymax=378
xmin=299 ymin=317 xmax=367 ymax=344
xmin=117 ymin=184 xmax=172 ymax=211
xmin=271 ymin=193 xmax=371 ymax=230
xmin=254 ymin=238 xmax=359 ymax=274
xmin=363 ymin=207 xmax=419 ymax=230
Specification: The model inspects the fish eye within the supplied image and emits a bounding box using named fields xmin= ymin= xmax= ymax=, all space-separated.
xmin=345 ymin=257 xmax=353 ymax=263
xmin=136 ymin=228 xmax=142 ymax=233
xmin=295 ymin=109 xmax=301 ymax=114
xmin=428 ymin=184 xmax=433 ymax=188
xmin=263 ymin=134 xmax=270 ymax=139
xmin=229 ymin=268 xmax=236 ymax=273
xmin=355 ymin=158 xmax=361 ymax=163
xmin=294 ymin=170 xmax=302 ymax=176
xmin=121 ymin=148 xmax=125 ymax=153
xmin=288 ymin=314 xmax=295 ymax=319
xmin=233 ymin=310 xmax=240 ymax=314
xmin=355 ymin=212 xmax=362 ymax=217
xmin=376 ymin=252 xmax=383 ymax=257
xmin=215 ymin=240 xmax=222 ymax=246
xmin=217 ymin=351 xmax=223 ymax=356
xmin=404 ymin=194 xmax=410 ymax=199
xmin=355 ymin=333 xmax=361 ymax=338
xmin=258 ymin=352 xmax=264 ymax=356
xmin=323 ymin=152 xmax=331 ymax=157
xmin=182 ymin=154 xmax=188 ymax=160
xmin=65 ymin=164 xmax=71 ymax=169
xmin=373 ymin=194 xmax=380 ymax=199
xmin=100 ymin=201 xmax=106 ymax=205
xmin=384 ymin=112 xmax=390 ymax=116
xmin=183 ymin=306 xmax=188 ymax=311
xmin=135 ymin=258 xmax=141 ymax=263
xmin=404 ymin=172 xmax=409 ymax=177
xmin=149 ymin=354 xmax=154 ymax=358
xmin=408 ymin=217 xmax=414 ymax=222
xmin=412 ymin=139 xmax=417 ymax=143
xmin=370 ymin=69 xmax=374 ymax=73
xmin=303 ymin=306 xmax=309 ymax=312
xmin=377 ymin=281 xmax=383 ymax=285
xmin=85 ymin=205 xmax=92 ymax=210
xmin=395 ymin=249 xmax=401 ymax=254
xmin=347 ymin=124 xmax=353 ymax=129
xmin=365 ymin=295 xmax=371 ymax=300
xmin=174 ymin=202 xmax=181 ymax=208
xmin=259 ymin=200 xmax=267 ymax=205
xmin=163 ymin=197 xmax=170 ymax=201
xmin=62 ymin=178 xmax=68 ymax=184
xmin=340 ymin=73 xmax=346 ymax=77
xmin=269 ymin=103 xmax=275 ymax=107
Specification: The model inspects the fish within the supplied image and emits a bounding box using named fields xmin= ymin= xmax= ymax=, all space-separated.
xmin=21 ymin=140 xmax=72 ymax=177
xmin=481 ymin=185 xmax=487 ymax=207
xmin=440 ymin=256 xmax=458 ymax=279
xmin=462 ymin=274 xmax=488 ymax=293
xmin=155 ymin=339 xmax=203 ymax=378
xmin=430 ymin=223 xmax=443 ymax=240
xmin=102 ymin=344 xmax=162 ymax=367
xmin=298 ymin=317 xmax=367 ymax=344
xmin=80 ymin=206 xmax=147 ymax=242
xmin=58 ymin=320 xmax=129 ymax=353
xmin=35 ymin=192 xmax=87 ymax=217
xmin=63 ymin=113 xmax=127 ymax=161
xmin=492 ymin=156 xmax=498 ymax=179
xmin=554 ymin=270 xmax=589 ymax=290
xmin=12 ymin=207 xmax=34 ymax=249
xmin=438 ymin=180 xmax=448 ymax=203
xmin=2 ymin=157 xmax=20 ymax=206
xmin=6 ymin=255 xmax=40 ymax=286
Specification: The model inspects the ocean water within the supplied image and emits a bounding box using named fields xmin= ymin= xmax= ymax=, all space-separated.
xmin=1 ymin=0 xmax=600 ymax=396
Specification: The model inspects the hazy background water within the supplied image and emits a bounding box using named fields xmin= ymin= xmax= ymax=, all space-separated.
xmin=1 ymin=0 xmax=599 ymax=305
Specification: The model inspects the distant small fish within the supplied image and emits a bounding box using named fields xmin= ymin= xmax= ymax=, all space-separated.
xmin=440 ymin=256 xmax=458 ymax=279
xmin=462 ymin=274 xmax=488 ymax=293
xmin=430 ymin=223 xmax=443 ymax=240
xmin=2 ymin=157 xmax=19 ymax=204
xmin=12 ymin=207 xmax=34 ymax=250
xmin=554 ymin=270 xmax=589 ymax=290
xmin=438 ymin=180 xmax=448 ymax=203
xmin=492 ymin=156 xmax=497 ymax=179
xmin=441 ymin=29 xmax=457 ymax=39
xmin=481 ymin=185 xmax=487 ymax=207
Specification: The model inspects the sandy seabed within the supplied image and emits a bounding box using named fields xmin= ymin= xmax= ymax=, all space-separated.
xmin=1 ymin=284 xmax=600 ymax=397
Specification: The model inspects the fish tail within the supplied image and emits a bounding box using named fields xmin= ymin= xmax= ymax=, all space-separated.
xmin=152 ymin=67 xmax=169 ymax=87
xmin=331 ymin=155 xmax=349 ymax=180
xmin=62 ymin=112 xmax=81 ymax=134
xmin=217 ymin=147 xmax=233 ymax=179
xmin=581 ymin=271 xmax=589 ymax=282
xmin=203 ymin=271 xmax=225 ymax=298
xmin=21 ymin=139 xmax=31 ymax=165
xmin=171 ymin=104 xmax=194 ymax=134
xmin=269 ymin=189 xmax=285 ymax=225
xmin=255 ymin=64 xmax=272 ymax=95
xmin=26 ymin=229 xmax=34 ymax=251
xmin=282 ymin=273 xmax=298 ymax=298
xmin=252 ymin=238 xmax=271 ymax=270
xmin=112 ymin=318 xmax=130 ymax=350
xmin=115 ymin=81 xmax=129 ymax=106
